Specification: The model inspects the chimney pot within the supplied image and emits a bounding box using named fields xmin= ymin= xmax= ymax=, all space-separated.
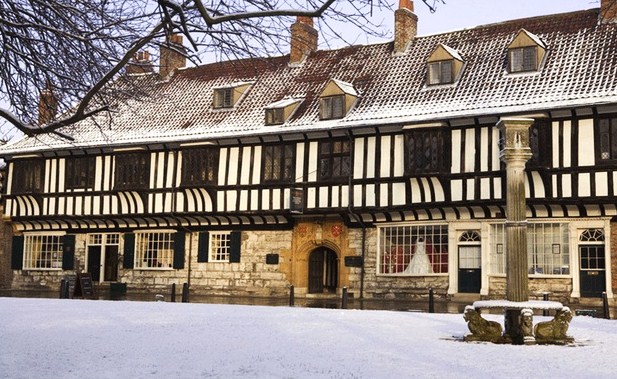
xmin=127 ymin=49 xmax=154 ymax=74
xmin=399 ymin=0 xmax=414 ymax=11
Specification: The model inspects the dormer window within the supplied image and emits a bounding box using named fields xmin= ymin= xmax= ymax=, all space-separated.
xmin=509 ymin=46 xmax=537 ymax=73
xmin=266 ymin=108 xmax=285 ymax=125
xmin=318 ymin=79 xmax=357 ymax=120
xmin=213 ymin=88 xmax=233 ymax=108
xmin=212 ymin=81 xmax=254 ymax=109
xmin=426 ymin=44 xmax=463 ymax=86
xmin=320 ymin=95 xmax=345 ymax=120
xmin=264 ymin=97 xmax=302 ymax=125
xmin=507 ymin=29 xmax=546 ymax=74
xmin=428 ymin=61 xmax=453 ymax=85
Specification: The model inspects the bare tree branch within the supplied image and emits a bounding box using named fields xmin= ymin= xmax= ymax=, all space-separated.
xmin=0 ymin=0 xmax=439 ymax=139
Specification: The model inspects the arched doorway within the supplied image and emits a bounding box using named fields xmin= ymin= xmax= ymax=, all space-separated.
xmin=308 ymin=247 xmax=338 ymax=294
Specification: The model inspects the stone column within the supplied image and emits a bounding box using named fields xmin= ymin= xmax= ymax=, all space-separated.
xmin=497 ymin=118 xmax=533 ymax=343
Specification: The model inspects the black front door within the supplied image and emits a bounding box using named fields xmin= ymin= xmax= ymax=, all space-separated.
xmin=88 ymin=246 xmax=102 ymax=282
xmin=458 ymin=245 xmax=481 ymax=293
xmin=308 ymin=248 xmax=338 ymax=294
xmin=580 ymin=245 xmax=606 ymax=298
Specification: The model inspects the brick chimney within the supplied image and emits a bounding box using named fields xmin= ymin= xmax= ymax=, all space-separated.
xmin=38 ymin=80 xmax=57 ymax=126
xmin=601 ymin=0 xmax=617 ymax=23
xmin=126 ymin=51 xmax=154 ymax=74
xmin=394 ymin=0 xmax=418 ymax=54
xmin=289 ymin=16 xmax=318 ymax=65
xmin=160 ymin=34 xmax=186 ymax=79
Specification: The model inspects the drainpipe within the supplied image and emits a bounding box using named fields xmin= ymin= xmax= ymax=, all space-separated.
xmin=186 ymin=233 xmax=192 ymax=287
xmin=347 ymin=130 xmax=367 ymax=299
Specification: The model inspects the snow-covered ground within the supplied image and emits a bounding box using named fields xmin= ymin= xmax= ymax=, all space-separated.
xmin=1 ymin=297 xmax=616 ymax=379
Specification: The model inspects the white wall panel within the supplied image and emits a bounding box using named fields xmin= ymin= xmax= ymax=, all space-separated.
xmin=480 ymin=127 xmax=489 ymax=172
xmin=451 ymin=129 xmax=461 ymax=174
xmin=578 ymin=119 xmax=595 ymax=167
xmin=365 ymin=137 xmax=376 ymax=179
xmin=464 ymin=128 xmax=475 ymax=173
xmin=354 ymin=138 xmax=364 ymax=179
xmin=380 ymin=136 xmax=390 ymax=178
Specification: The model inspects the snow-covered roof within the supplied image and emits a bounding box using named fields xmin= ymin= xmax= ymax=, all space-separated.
xmin=264 ymin=97 xmax=302 ymax=109
xmin=3 ymin=8 xmax=616 ymax=155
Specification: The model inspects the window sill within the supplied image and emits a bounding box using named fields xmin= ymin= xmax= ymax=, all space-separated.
xmin=22 ymin=268 xmax=63 ymax=271
xmin=376 ymin=273 xmax=448 ymax=277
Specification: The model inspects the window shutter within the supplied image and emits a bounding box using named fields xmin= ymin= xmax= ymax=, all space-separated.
xmin=197 ymin=232 xmax=210 ymax=262
xmin=62 ymin=234 xmax=76 ymax=270
xmin=123 ymin=233 xmax=135 ymax=269
xmin=229 ymin=231 xmax=242 ymax=263
xmin=173 ymin=232 xmax=186 ymax=269
xmin=11 ymin=235 xmax=24 ymax=270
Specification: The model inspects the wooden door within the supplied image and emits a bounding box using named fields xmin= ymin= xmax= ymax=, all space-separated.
xmin=308 ymin=248 xmax=338 ymax=294
xmin=458 ymin=245 xmax=481 ymax=293
xmin=87 ymin=246 xmax=101 ymax=282
xmin=308 ymin=249 xmax=324 ymax=293
xmin=580 ymin=245 xmax=606 ymax=298
xmin=104 ymin=245 xmax=119 ymax=282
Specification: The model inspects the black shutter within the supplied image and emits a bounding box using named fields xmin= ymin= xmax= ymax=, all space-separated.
xmin=123 ymin=233 xmax=135 ymax=269
xmin=62 ymin=234 xmax=76 ymax=270
xmin=229 ymin=231 xmax=241 ymax=263
xmin=197 ymin=232 xmax=209 ymax=262
xmin=11 ymin=235 xmax=24 ymax=270
xmin=173 ymin=232 xmax=186 ymax=269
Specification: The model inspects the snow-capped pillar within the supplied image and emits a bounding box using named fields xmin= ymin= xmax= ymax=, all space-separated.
xmin=498 ymin=117 xmax=534 ymax=343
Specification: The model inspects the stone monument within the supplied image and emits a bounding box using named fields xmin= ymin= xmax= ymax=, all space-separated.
xmin=463 ymin=118 xmax=573 ymax=345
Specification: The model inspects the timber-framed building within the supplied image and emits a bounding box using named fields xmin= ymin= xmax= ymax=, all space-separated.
xmin=2 ymin=1 xmax=617 ymax=305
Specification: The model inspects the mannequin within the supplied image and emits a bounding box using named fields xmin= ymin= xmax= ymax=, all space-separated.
xmin=404 ymin=237 xmax=433 ymax=274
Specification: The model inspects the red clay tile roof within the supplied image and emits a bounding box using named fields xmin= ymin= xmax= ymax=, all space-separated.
xmin=4 ymin=8 xmax=617 ymax=154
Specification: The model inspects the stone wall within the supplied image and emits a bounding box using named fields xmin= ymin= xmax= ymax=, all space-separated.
xmin=8 ymin=231 xmax=294 ymax=297
xmin=488 ymin=276 xmax=573 ymax=303
xmin=186 ymin=230 xmax=292 ymax=297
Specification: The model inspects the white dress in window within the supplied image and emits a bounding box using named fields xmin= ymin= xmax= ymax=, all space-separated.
xmin=404 ymin=238 xmax=433 ymax=274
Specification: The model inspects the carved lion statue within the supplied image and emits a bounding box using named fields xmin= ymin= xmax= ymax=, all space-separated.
xmin=534 ymin=306 xmax=573 ymax=342
xmin=463 ymin=306 xmax=503 ymax=342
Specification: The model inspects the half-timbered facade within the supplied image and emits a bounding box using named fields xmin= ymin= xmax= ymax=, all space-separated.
xmin=2 ymin=1 xmax=617 ymax=304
